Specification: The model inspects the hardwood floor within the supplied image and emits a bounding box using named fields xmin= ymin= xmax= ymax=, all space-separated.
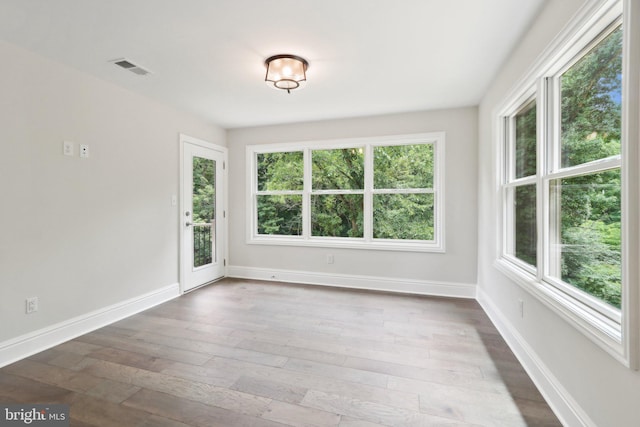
xmin=0 ymin=279 xmax=562 ymax=426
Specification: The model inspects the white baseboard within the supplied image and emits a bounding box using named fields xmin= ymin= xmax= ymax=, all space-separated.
xmin=227 ymin=265 xmax=476 ymax=299
xmin=476 ymin=287 xmax=596 ymax=427
xmin=0 ymin=283 xmax=180 ymax=368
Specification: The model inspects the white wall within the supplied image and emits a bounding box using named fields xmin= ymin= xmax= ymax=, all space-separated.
xmin=227 ymin=108 xmax=478 ymax=295
xmin=0 ymin=40 xmax=225 ymax=345
xmin=477 ymin=1 xmax=640 ymax=426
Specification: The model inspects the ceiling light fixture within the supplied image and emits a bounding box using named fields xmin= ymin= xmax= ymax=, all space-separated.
xmin=264 ymin=54 xmax=309 ymax=93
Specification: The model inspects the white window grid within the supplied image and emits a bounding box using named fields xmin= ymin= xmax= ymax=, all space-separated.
xmin=496 ymin=0 xmax=638 ymax=368
xmin=247 ymin=133 xmax=445 ymax=252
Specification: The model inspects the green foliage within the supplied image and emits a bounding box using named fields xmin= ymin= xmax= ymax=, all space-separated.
xmin=514 ymin=185 xmax=537 ymax=266
xmin=192 ymin=157 xmax=215 ymax=266
xmin=192 ymin=157 xmax=215 ymax=223
xmin=311 ymin=194 xmax=363 ymax=237
xmin=256 ymin=152 xmax=304 ymax=236
xmin=557 ymin=170 xmax=621 ymax=308
xmin=311 ymin=148 xmax=364 ymax=237
xmin=373 ymin=194 xmax=434 ymax=240
xmin=256 ymin=144 xmax=436 ymax=240
xmin=513 ymin=100 xmax=537 ymax=266
xmin=312 ymin=148 xmax=364 ymax=190
xmin=374 ymin=144 xmax=433 ymax=189
xmin=557 ymin=27 xmax=622 ymax=308
xmin=257 ymin=195 xmax=302 ymax=236
xmin=515 ymin=101 xmax=537 ymax=179
xmin=561 ymin=27 xmax=622 ymax=167
xmin=561 ymin=221 xmax=621 ymax=308
xmin=258 ymin=152 xmax=303 ymax=191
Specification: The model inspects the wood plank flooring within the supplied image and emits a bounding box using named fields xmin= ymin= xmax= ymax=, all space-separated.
xmin=0 ymin=279 xmax=562 ymax=426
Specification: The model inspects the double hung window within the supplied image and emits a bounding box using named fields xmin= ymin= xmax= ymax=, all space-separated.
xmin=498 ymin=0 xmax=635 ymax=365
xmin=248 ymin=133 xmax=444 ymax=251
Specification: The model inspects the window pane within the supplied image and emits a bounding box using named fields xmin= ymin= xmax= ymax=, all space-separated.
xmin=257 ymin=195 xmax=302 ymax=236
xmin=373 ymin=193 xmax=434 ymax=240
xmin=192 ymin=157 xmax=215 ymax=223
xmin=312 ymin=148 xmax=364 ymax=190
xmin=514 ymin=101 xmax=537 ymax=178
xmin=550 ymin=169 xmax=621 ymax=308
xmin=514 ymin=185 xmax=537 ymax=266
xmin=311 ymin=194 xmax=363 ymax=237
xmin=193 ymin=156 xmax=215 ymax=267
xmin=560 ymin=27 xmax=622 ymax=168
xmin=374 ymin=144 xmax=433 ymax=189
xmin=257 ymin=151 xmax=303 ymax=191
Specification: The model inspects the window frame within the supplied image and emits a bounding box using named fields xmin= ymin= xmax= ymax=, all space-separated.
xmin=247 ymin=132 xmax=445 ymax=252
xmin=495 ymin=0 xmax=639 ymax=368
xmin=502 ymin=89 xmax=539 ymax=276
xmin=310 ymin=145 xmax=366 ymax=239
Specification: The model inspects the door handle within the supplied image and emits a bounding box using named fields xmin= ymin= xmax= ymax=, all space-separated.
xmin=185 ymin=222 xmax=192 ymax=227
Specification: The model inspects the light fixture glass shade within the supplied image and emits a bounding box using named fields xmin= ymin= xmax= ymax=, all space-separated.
xmin=265 ymin=54 xmax=309 ymax=93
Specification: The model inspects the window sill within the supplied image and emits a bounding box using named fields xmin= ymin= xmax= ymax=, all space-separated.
xmin=494 ymin=258 xmax=629 ymax=367
xmin=248 ymin=236 xmax=445 ymax=253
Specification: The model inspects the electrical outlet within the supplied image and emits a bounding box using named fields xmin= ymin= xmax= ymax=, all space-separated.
xmin=26 ymin=297 xmax=38 ymax=314
xmin=80 ymin=144 xmax=89 ymax=158
xmin=326 ymin=254 xmax=334 ymax=264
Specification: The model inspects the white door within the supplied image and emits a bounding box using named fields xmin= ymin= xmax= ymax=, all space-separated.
xmin=180 ymin=135 xmax=226 ymax=292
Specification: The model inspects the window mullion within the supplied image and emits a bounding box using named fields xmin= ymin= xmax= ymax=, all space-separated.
xmin=548 ymin=76 xmax=561 ymax=174
xmin=546 ymin=156 xmax=621 ymax=180
xmin=544 ymin=74 xmax=562 ymax=281
xmin=303 ymin=148 xmax=311 ymax=240
xmin=507 ymin=116 xmax=515 ymax=182
xmin=538 ymin=76 xmax=549 ymax=282
xmin=504 ymin=176 xmax=537 ymax=188
xmin=364 ymin=144 xmax=373 ymax=241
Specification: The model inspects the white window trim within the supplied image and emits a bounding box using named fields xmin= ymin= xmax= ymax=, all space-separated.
xmin=502 ymin=89 xmax=538 ymax=278
xmin=246 ymin=132 xmax=445 ymax=252
xmin=494 ymin=0 xmax=639 ymax=368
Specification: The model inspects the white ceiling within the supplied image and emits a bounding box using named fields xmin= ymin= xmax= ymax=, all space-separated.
xmin=0 ymin=0 xmax=545 ymax=129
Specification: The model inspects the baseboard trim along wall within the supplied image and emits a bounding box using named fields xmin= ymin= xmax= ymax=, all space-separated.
xmin=476 ymin=288 xmax=596 ymax=427
xmin=227 ymin=266 xmax=476 ymax=299
xmin=0 ymin=283 xmax=180 ymax=369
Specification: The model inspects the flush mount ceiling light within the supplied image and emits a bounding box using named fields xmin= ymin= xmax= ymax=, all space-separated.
xmin=264 ymin=54 xmax=309 ymax=93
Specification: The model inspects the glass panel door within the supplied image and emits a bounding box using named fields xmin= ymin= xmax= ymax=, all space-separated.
xmin=192 ymin=156 xmax=216 ymax=268
xmin=181 ymin=137 xmax=226 ymax=292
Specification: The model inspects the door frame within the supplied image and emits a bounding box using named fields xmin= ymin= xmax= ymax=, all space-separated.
xmin=179 ymin=133 xmax=228 ymax=294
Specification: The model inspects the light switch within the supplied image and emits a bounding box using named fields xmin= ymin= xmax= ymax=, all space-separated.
xmin=171 ymin=195 xmax=177 ymax=206
xmin=63 ymin=141 xmax=74 ymax=156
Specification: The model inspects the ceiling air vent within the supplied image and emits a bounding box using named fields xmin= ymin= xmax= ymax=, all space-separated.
xmin=110 ymin=58 xmax=151 ymax=76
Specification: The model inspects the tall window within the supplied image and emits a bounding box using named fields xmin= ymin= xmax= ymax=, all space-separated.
xmin=373 ymin=144 xmax=435 ymax=240
xmin=248 ymin=133 xmax=444 ymax=251
xmin=550 ymin=26 xmax=622 ymax=310
xmin=498 ymin=5 xmax=629 ymax=363
xmin=311 ymin=147 xmax=365 ymax=238
xmin=504 ymin=98 xmax=538 ymax=269
xmin=256 ymin=151 xmax=303 ymax=236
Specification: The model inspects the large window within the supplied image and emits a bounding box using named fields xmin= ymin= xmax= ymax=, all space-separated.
xmin=550 ymin=26 xmax=622 ymax=311
xmin=498 ymin=0 xmax=635 ymax=366
xmin=248 ymin=133 xmax=444 ymax=252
